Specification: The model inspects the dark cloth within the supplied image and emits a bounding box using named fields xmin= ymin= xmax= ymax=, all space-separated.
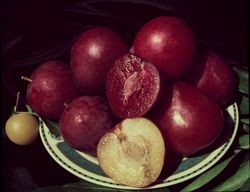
xmin=1 ymin=1 xmax=247 ymax=191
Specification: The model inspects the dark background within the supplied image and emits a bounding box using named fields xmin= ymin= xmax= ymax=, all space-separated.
xmin=1 ymin=0 xmax=248 ymax=191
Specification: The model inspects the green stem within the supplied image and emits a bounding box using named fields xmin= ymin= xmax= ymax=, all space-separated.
xmin=13 ymin=91 xmax=20 ymax=113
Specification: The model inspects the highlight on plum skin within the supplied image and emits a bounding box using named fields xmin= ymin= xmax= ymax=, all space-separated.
xmin=25 ymin=61 xmax=80 ymax=121
xmin=187 ymin=51 xmax=237 ymax=106
xmin=133 ymin=16 xmax=196 ymax=80
xmin=106 ymin=53 xmax=161 ymax=118
xmin=70 ymin=27 xmax=129 ymax=95
xmin=154 ymin=82 xmax=224 ymax=156
xmin=59 ymin=96 xmax=114 ymax=154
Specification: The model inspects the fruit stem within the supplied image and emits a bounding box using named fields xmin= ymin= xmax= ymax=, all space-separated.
xmin=21 ymin=76 xmax=32 ymax=82
xmin=13 ymin=91 xmax=20 ymax=113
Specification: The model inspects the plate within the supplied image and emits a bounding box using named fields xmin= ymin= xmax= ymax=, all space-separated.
xmin=39 ymin=103 xmax=239 ymax=190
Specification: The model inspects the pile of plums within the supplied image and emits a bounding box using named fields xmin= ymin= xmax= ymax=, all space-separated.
xmin=22 ymin=16 xmax=236 ymax=187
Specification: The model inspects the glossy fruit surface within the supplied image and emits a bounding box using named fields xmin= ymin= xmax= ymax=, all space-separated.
xmin=188 ymin=51 xmax=236 ymax=105
xmin=106 ymin=53 xmax=160 ymax=118
xmin=26 ymin=61 xmax=80 ymax=121
xmin=71 ymin=27 xmax=129 ymax=95
xmin=134 ymin=16 xmax=196 ymax=79
xmin=59 ymin=96 xmax=114 ymax=154
xmin=5 ymin=113 xmax=39 ymax=145
xmin=155 ymin=82 xmax=223 ymax=156
xmin=97 ymin=118 xmax=165 ymax=187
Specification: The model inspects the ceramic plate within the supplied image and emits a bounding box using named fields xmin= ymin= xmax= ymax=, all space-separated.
xmin=39 ymin=103 xmax=239 ymax=190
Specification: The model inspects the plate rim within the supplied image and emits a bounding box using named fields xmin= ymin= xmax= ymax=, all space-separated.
xmin=39 ymin=103 xmax=239 ymax=190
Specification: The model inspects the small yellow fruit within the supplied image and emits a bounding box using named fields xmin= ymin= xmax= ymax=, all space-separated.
xmin=5 ymin=113 xmax=39 ymax=145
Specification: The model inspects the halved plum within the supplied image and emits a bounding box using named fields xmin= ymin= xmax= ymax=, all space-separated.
xmin=106 ymin=54 xmax=160 ymax=118
xmin=97 ymin=118 xmax=165 ymax=187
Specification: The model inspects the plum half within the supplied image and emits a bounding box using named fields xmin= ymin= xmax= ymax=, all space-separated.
xmin=97 ymin=118 xmax=165 ymax=187
xmin=106 ymin=53 xmax=160 ymax=118
xmin=25 ymin=61 xmax=80 ymax=121
xmin=71 ymin=27 xmax=129 ymax=95
xmin=154 ymin=82 xmax=223 ymax=156
xmin=187 ymin=51 xmax=237 ymax=106
xmin=133 ymin=16 xmax=196 ymax=79
xmin=59 ymin=96 xmax=114 ymax=154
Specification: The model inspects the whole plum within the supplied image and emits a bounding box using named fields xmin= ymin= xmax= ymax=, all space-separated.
xmin=59 ymin=96 xmax=114 ymax=154
xmin=154 ymin=82 xmax=223 ymax=156
xmin=187 ymin=51 xmax=237 ymax=106
xmin=134 ymin=16 xmax=196 ymax=79
xmin=25 ymin=61 xmax=80 ymax=121
xmin=71 ymin=27 xmax=129 ymax=95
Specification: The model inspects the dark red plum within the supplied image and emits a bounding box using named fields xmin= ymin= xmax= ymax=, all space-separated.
xmin=187 ymin=51 xmax=237 ymax=106
xmin=25 ymin=61 xmax=80 ymax=121
xmin=59 ymin=96 xmax=114 ymax=154
xmin=71 ymin=27 xmax=129 ymax=95
xmin=106 ymin=54 xmax=160 ymax=118
xmin=154 ymin=82 xmax=223 ymax=156
xmin=134 ymin=16 xmax=196 ymax=79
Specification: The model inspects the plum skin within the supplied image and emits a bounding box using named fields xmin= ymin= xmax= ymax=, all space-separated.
xmin=154 ymin=82 xmax=223 ymax=156
xmin=134 ymin=16 xmax=196 ymax=79
xmin=106 ymin=53 xmax=160 ymax=118
xmin=71 ymin=27 xmax=129 ymax=95
xmin=26 ymin=61 xmax=80 ymax=121
xmin=59 ymin=96 xmax=114 ymax=153
xmin=188 ymin=51 xmax=237 ymax=105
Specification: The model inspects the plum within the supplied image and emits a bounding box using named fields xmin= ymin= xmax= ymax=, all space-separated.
xmin=97 ymin=118 xmax=165 ymax=187
xmin=59 ymin=96 xmax=114 ymax=154
xmin=133 ymin=16 xmax=196 ymax=79
xmin=71 ymin=27 xmax=129 ymax=95
xmin=187 ymin=51 xmax=237 ymax=105
xmin=24 ymin=61 xmax=80 ymax=121
xmin=154 ymin=82 xmax=223 ymax=156
xmin=106 ymin=53 xmax=160 ymax=118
